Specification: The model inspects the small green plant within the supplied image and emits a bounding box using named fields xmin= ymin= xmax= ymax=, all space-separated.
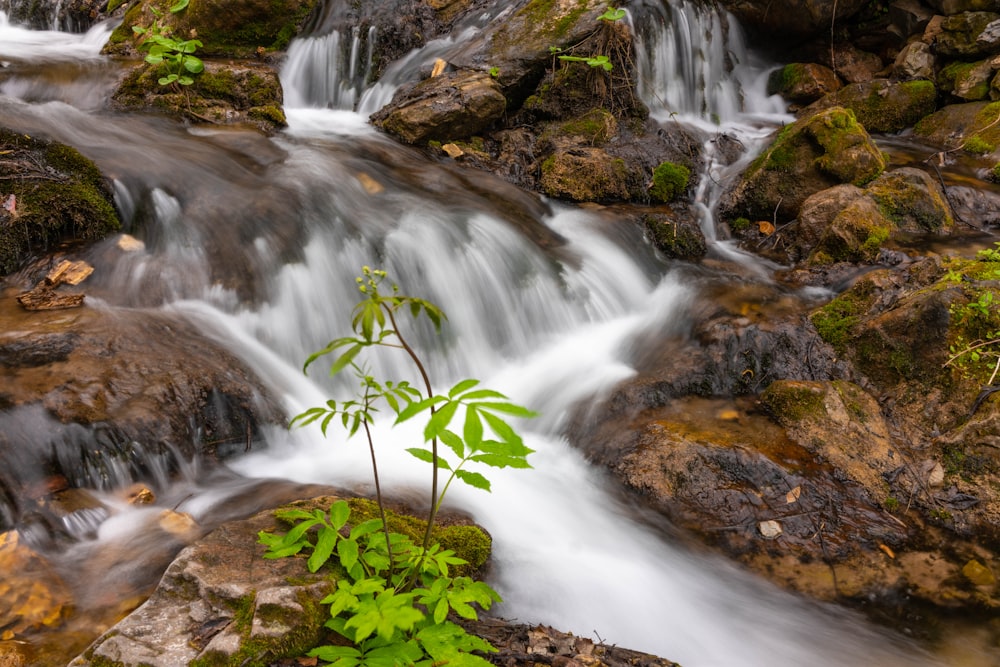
xmin=132 ymin=0 xmax=204 ymax=87
xmin=260 ymin=267 xmax=536 ymax=667
xmin=488 ymin=66 xmax=499 ymax=78
xmin=549 ymin=6 xmax=625 ymax=72
xmin=884 ymin=496 xmax=900 ymax=512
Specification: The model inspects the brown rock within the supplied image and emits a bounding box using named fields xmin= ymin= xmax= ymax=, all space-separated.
xmin=371 ymin=69 xmax=506 ymax=144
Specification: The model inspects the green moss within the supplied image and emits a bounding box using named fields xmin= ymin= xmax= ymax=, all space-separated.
xmin=964 ymin=134 xmax=995 ymax=154
xmin=248 ymin=105 xmax=287 ymax=127
xmin=730 ymin=217 xmax=751 ymax=232
xmin=519 ymin=0 xmax=589 ymax=40
xmin=809 ymin=107 xmax=885 ymax=186
xmin=810 ymin=286 xmax=874 ymax=353
xmin=346 ymin=498 xmax=492 ymax=575
xmin=558 ymin=108 xmax=617 ymax=144
xmin=649 ymin=161 xmax=691 ymax=202
xmin=760 ymin=380 xmax=827 ymax=424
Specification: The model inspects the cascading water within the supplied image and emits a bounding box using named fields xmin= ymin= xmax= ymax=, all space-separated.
xmin=0 ymin=3 xmax=977 ymax=666
xmin=630 ymin=0 xmax=788 ymax=270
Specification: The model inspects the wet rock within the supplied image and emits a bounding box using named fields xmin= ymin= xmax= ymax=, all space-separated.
xmin=945 ymin=184 xmax=1000 ymax=228
xmin=0 ymin=128 xmax=120 ymax=276
xmin=718 ymin=0 xmax=869 ymax=39
xmin=865 ymin=167 xmax=954 ymax=232
xmin=720 ymin=106 xmax=886 ymax=225
xmin=934 ymin=11 xmax=1000 ymax=58
xmin=69 ymin=499 xmax=339 ymax=667
xmin=802 ymin=79 xmax=938 ymax=134
xmin=0 ymin=295 xmax=284 ymax=531
xmin=641 ymin=211 xmax=707 ymax=261
xmin=371 ymin=69 xmax=507 ymax=144
xmin=914 ymin=100 xmax=1000 ymax=149
xmin=103 ymin=0 xmax=317 ymax=59
xmin=110 ymin=61 xmax=287 ymax=134
xmin=768 ymin=63 xmax=843 ymax=107
xmin=761 ymin=379 xmax=899 ymax=502
xmin=946 ymin=58 xmax=995 ymax=101
xmin=0 ymin=530 xmax=71 ymax=640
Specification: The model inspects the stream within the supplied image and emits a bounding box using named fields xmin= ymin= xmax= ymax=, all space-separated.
xmin=0 ymin=2 xmax=990 ymax=665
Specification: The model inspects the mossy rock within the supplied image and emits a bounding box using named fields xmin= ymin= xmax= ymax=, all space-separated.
xmin=539 ymin=146 xmax=634 ymax=201
xmin=767 ymin=62 xmax=842 ymax=105
xmin=803 ymin=79 xmax=937 ymax=134
xmin=914 ymin=100 xmax=1000 ymax=150
xmin=642 ymin=213 xmax=706 ymax=260
xmin=105 ymin=0 xmax=318 ymax=58
xmin=865 ymin=168 xmax=954 ymax=232
xmin=721 ymin=106 xmax=886 ymax=223
xmin=807 ymin=195 xmax=892 ymax=265
xmin=760 ymin=379 xmax=827 ymax=423
xmin=0 ymin=128 xmax=120 ymax=275
xmin=111 ymin=61 xmax=286 ymax=133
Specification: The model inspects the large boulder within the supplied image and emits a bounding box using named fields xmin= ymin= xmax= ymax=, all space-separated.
xmin=802 ymin=79 xmax=938 ymax=134
xmin=720 ymin=106 xmax=886 ymax=224
xmin=933 ymin=11 xmax=1000 ymax=58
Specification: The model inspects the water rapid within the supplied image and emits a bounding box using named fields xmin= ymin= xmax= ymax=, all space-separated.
xmin=0 ymin=3 xmax=962 ymax=666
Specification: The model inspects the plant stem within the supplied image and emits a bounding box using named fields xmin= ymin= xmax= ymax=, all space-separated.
xmin=361 ymin=382 xmax=395 ymax=569
xmin=383 ymin=304 xmax=439 ymax=587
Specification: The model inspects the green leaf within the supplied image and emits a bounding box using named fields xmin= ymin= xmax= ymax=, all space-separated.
xmin=329 ymin=500 xmax=351 ymax=530
xmin=182 ymin=55 xmax=203 ymax=73
xmin=395 ymin=395 xmax=444 ymax=424
xmin=464 ymin=407 xmax=483 ymax=450
xmin=308 ymin=645 xmax=361 ymax=666
xmin=338 ymin=536 xmax=360 ymax=573
xmin=438 ymin=429 xmax=465 ymax=459
xmin=448 ymin=378 xmax=480 ymax=398
xmin=424 ymin=399 xmax=459 ymax=441
xmin=309 ymin=525 xmax=339 ymax=573
xmin=350 ymin=518 xmax=384 ymax=541
xmin=474 ymin=401 xmax=538 ymax=418
xmin=169 ymin=0 xmax=189 ymax=12
xmin=330 ymin=344 xmax=364 ymax=377
xmin=303 ymin=336 xmax=357 ymax=372
xmin=470 ymin=453 xmax=532 ymax=469
xmin=434 ymin=597 xmax=449 ymax=624
xmin=455 ymin=469 xmax=491 ymax=492
xmin=406 ymin=447 xmax=452 ymax=470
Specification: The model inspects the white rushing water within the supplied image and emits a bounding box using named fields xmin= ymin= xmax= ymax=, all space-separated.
xmin=0 ymin=2 xmax=953 ymax=665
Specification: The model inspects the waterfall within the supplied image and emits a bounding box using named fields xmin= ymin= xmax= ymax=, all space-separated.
xmin=630 ymin=0 xmax=785 ymax=124
xmin=0 ymin=2 xmax=975 ymax=666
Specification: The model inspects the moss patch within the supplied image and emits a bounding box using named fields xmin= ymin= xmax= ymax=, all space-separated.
xmin=761 ymin=380 xmax=827 ymax=424
xmin=649 ymin=161 xmax=691 ymax=203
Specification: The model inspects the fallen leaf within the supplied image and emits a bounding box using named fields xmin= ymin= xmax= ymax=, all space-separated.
xmin=758 ymin=220 xmax=775 ymax=235
xmin=442 ymin=143 xmax=464 ymax=159
xmin=786 ymin=486 xmax=801 ymax=504
xmin=116 ymin=235 xmax=146 ymax=252
xmin=355 ymin=172 xmax=383 ymax=195
xmin=717 ymin=409 xmax=739 ymax=421
xmin=879 ymin=543 xmax=895 ymax=559
xmin=431 ymin=58 xmax=447 ymax=77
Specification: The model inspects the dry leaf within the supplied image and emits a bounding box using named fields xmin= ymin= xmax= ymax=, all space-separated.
xmin=717 ymin=409 xmax=739 ymax=422
xmin=758 ymin=220 xmax=775 ymax=235
xmin=786 ymin=486 xmax=801 ymax=504
xmin=879 ymin=543 xmax=896 ymax=559
xmin=355 ymin=172 xmax=384 ymax=195
xmin=431 ymin=58 xmax=447 ymax=77
xmin=116 ymin=235 xmax=146 ymax=252
xmin=442 ymin=143 xmax=464 ymax=158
